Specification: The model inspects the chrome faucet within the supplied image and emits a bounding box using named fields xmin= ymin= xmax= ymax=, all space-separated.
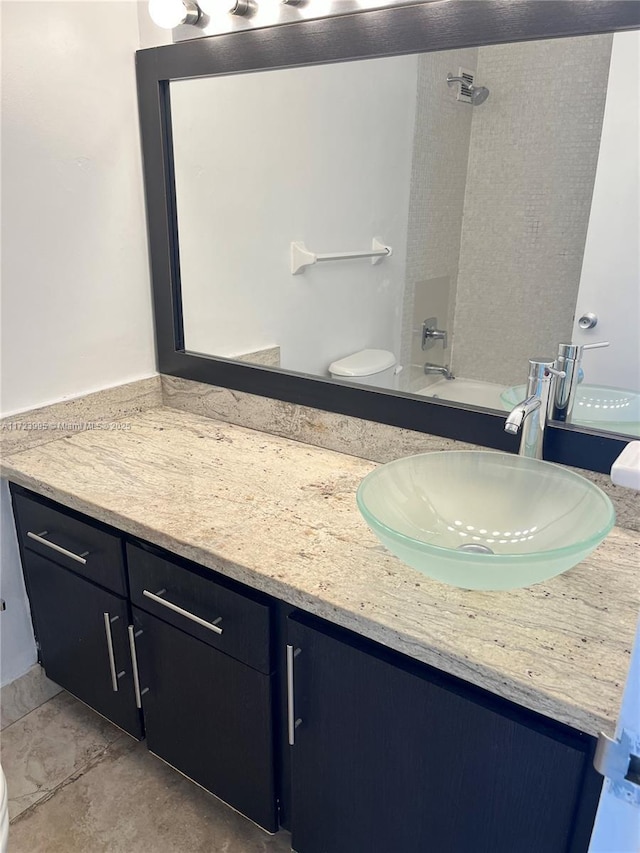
xmin=424 ymin=363 xmax=454 ymax=380
xmin=504 ymin=358 xmax=565 ymax=459
xmin=550 ymin=341 xmax=609 ymax=423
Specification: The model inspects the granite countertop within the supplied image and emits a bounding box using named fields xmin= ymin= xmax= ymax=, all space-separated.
xmin=2 ymin=406 xmax=638 ymax=738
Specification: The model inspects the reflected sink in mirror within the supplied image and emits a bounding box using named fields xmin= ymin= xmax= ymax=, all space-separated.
xmin=356 ymin=451 xmax=615 ymax=590
xmin=502 ymin=385 xmax=640 ymax=436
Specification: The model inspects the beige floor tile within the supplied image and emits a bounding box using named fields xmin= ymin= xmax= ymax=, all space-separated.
xmin=9 ymin=738 xmax=292 ymax=853
xmin=1 ymin=691 xmax=124 ymax=821
xmin=1 ymin=665 xmax=62 ymax=730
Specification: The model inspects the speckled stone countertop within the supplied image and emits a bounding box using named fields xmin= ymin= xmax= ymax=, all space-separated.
xmin=2 ymin=407 xmax=638 ymax=738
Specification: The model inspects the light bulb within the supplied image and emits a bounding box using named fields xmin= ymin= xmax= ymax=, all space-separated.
xmin=148 ymin=0 xmax=200 ymax=28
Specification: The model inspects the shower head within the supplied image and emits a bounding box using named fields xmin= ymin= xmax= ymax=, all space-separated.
xmin=446 ymin=73 xmax=490 ymax=106
xmin=469 ymin=85 xmax=490 ymax=106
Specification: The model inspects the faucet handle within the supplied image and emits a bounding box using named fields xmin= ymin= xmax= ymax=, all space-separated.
xmin=582 ymin=341 xmax=610 ymax=351
xmin=422 ymin=318 xmax=448 ymax=351
xmin=545 ymin=366 xmax=566 ymax=379
xmin=557 ymin=341 xmax=609 ymax=359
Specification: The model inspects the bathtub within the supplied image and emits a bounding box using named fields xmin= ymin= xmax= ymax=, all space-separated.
xmin=416 ymin=377 xmax=507 ymax=410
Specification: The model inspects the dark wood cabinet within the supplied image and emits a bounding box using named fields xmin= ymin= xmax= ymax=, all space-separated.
xmin=11 ymin=484 xmax=603 ymax=850
xmin=132 ymin=606 xmax=277 ymax=831
xmin=287 ymin=613 xmax=601 ymax=853
xmin=21 ymin=549 xmax=143 ymax=739
xmin=127 ymin=541 xmax=278 ymax=831
xmin=11 ymin=485 xmax=279 ymax=832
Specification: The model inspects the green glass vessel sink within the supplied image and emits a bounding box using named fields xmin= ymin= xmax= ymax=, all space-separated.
xmin=501 ymin=384 xmax=640 ymax=436
xmin=356 ymin=451 xmax=615 ymax=590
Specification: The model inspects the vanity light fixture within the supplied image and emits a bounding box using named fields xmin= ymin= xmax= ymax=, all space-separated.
xmin=148 ymin=0 xmax=201 ymax=28
xmin=198 ymin=0 xmax=256 ymax=16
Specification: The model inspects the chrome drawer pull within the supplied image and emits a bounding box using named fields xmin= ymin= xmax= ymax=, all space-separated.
xmin=103 ymin=612 xmax=119 ymax=692
xmin=142 ymin=589 xmax=223 ymax=635
xmin=27 ymin=531 xmax=89 ymax=565
xmin=286 ymin=644 xmax=302 ymax=746
xmin=127 ymin=625 xmax=143 ymax=709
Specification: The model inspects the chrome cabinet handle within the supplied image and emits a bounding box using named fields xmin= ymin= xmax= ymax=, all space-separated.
xmin=103 ymin=612 xmax=119 ymax=692
xmin=27 ymin=531 xmax=89 ymax=565
xmin=286 ymin=644 xmax=302 ymax=746
xmin=142 ymin=589 xmax=223 ymax=635
xmin=127 ymin=625 xmax=143 ymax=709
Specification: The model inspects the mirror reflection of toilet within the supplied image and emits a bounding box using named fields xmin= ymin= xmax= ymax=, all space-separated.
xmin=328 ymin=349 xmax=397 ymax=390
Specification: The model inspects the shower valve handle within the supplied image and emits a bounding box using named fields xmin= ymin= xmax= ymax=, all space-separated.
xmin=422 ymin=318 xmax=448 ymax=350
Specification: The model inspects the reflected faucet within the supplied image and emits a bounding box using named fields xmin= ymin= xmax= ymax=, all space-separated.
xmin=550 ymin=341 xmax=609 ymax=423
xmin=504 ymin=358 xmax=565 ymax=459
xmin=424 ymin=363 xmax=455 ymax=380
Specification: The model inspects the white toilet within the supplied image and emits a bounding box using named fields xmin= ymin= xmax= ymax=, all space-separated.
xmin=329 ymin=349 xmax=397 ymax=389
xmin=0 ymin=765 xmax=8 ymax=853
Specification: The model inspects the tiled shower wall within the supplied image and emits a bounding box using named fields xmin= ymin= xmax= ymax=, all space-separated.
xmin=399 ymin=48 xmax=477 ymax=387
xmin=401 ymin=34 xmax=614 ymax=390
xmin=451 ymin=34 xmax=614 ymax=386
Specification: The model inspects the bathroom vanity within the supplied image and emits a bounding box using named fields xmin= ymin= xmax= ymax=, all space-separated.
xmin=3 ymin=404 xmax=637 ymax=853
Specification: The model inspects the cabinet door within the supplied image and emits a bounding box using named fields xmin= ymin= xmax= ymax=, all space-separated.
xmin=288 ymin=615 xmax=600 ymax=853
xmin=23 ymin=550 xmax=143 ymax=738
xmin=132 ymin=606 xmax=277 ymax=832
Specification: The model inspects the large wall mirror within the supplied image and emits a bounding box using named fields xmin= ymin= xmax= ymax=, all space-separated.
xmin=137 ymin=1 xmax=640 ymax=472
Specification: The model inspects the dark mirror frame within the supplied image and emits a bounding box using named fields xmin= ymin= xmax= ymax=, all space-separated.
xmin=136 ymin=0 xmax=640 ymax=473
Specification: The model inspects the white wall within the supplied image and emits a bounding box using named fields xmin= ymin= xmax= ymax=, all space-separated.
xmin=574 ymin=32 xmax=640 ymax=392
xmin=1 ymin=1 xmax=156 ymax=415
xmin=171 ymin=57 xmax=417 ymax=376
xmin=0 ymin=482 xmax=40 ymax=687
xmin=0 ymin=1 xmax=156 ymax=686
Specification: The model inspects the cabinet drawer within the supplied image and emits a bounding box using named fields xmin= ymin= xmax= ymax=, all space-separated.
xmin=127 ymin=543 xmax=272 ymax=674
xmin=12 ymin=490 xmax=126 ymax=596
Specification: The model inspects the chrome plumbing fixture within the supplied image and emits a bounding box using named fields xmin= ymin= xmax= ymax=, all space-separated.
xmin=447 ymin=72 xmax=490 ymax=106
xmin=422 ymin=317 xmax=448 ymax=351
xmin=551 ymin=341 xmax=609 ymax=423
xmin=424 ymin=363 xmax=454 ymax=380
xmin=504 ymin=358 xmax=565 ymax=459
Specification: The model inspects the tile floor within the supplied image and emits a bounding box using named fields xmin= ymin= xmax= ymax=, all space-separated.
xmin=3 ymin=691 xmax=292 ymax=852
